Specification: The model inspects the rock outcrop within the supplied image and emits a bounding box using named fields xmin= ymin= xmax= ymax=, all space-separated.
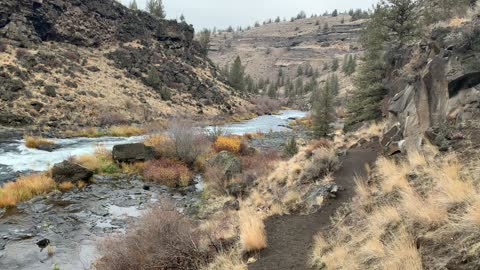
xmin=112 ymin=143 xmax=154 ymax=163
xmin=382 ymin=17 xmax=480 ymax=153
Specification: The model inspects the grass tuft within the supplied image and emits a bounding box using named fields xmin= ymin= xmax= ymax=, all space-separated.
xmin=0 ymin=174 xmax=56 ymax=208
xmin=24 ymin=136 xmax=55 ymax=149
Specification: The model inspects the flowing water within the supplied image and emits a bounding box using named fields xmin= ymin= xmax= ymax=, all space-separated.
xmin=0 ymin=110 xmax=307 ymax=182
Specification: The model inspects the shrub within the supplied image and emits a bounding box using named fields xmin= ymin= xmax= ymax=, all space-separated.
xmin=24 ymin=136 xmax=55 ymax=149
xmin=213 ymin=136 xmax=242 ymax=154
xmin=0 ymin=41 xmax=7 ymax=52
xmin=250 ymin=96 xmax=282 ymax=114
xmin=0 ymin=174 xmax=56 ymax=208
xmin=284 ymin=136 xmax=298 ymax=157
xmin=107 ymin=125 xmax=145 ymax=137
xmin=301 ymin=147 xmax=340 ymax=182
xmin=143 ymin=158 xmax=192 ymax=187
xmin=144 ymin=134 xmax=176 ymax=157
xmin=62 ymin=50 xmax=81 ymax=63
xmin=168 ymin=121 xmax=211 ymax=165
xmin=96 ymin=206 xmax=210 ymax=270
xmin=99 ymin=112 xmax=128 ymax=126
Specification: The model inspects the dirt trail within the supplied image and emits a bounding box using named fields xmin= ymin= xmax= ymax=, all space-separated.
xmin=249 ymin=139 xmax=379 ymax=270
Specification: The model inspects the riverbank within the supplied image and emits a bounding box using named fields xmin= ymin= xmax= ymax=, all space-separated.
xmin=0 ymin=110 xmax=309 ymax=269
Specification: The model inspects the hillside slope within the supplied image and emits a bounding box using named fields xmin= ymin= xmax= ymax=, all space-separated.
xmin=0 ymin=0 xmax=249 ymax=134
xmin=209 ymin=15 xmax=365 ymax=82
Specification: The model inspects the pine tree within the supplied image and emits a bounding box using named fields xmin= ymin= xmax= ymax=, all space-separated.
xmin=275 ymin=16 xmax=281 ymax=23
xmin=146 ymin=0 xmax=165 ymax=19
xmin=198 ymin=29 xmax=211 ymax=56
xmin=128 ymin=0 xmax=138 ymax=10
xmin=267 ymin=84 xmax=277 ymax=99
xmin=322 ymin=22 xmax=329 ymax=33
xmin=228 ymin=56 xmax=245 ymax=91
xmin=332 ymin=9 xmax=338 ymax=17
xmin=384 ymin=0 xmax=419 ymax=46
xmin=180 ymin=14 xmax=185 ymax=22
xmin=312 ymin=81 xmax=335 ymax=138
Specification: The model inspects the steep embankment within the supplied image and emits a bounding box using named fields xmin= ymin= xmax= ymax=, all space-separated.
xmin=210 ymin=15 xmax=365 ymax=82
xmin=0 ymin=0 xmax=248 ymax=134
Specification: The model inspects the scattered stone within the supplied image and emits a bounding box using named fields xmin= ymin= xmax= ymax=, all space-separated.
xmin=44 ymin=85 xmax=57 ymax=97
xmin=223 ymin=199 xmax=240 ymax=211
xmin=36 ymin=143 xmax=61 ymax=152
xmin=51 ymin=161 xmax=93 ymax=183
xmin=86 ymin=66 xmax=100 ymax=72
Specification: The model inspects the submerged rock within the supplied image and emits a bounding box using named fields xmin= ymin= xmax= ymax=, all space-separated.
xmin=51 ymin=161 xmax=93 ymax=183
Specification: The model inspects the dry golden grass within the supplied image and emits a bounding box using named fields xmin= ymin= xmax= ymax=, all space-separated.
xmin=0 ymin=174 xmax=56 ymax=208
xmin=376 ymin=157 xmax=409 ymax=193
xmin=239 ymin=208 xmax=267 ymax=252
xmin=73 ymin=146 xmax=120 ymax=174
xmin=200 ymin=246 xmax=246 ymax=270
xmin=120 ymin=162 xmax=145 ymax=175
xmin=58 ymin=181 xmax=74 ymax=192
xmin=77 ymin=180 xmax=87 ymax=189
xmin=24 ymin=136 xmax=55 ymax=149
xmin=312 ymin=146 xmax=480 ymax=269
xmin=107 ymin=125 xmax=145 ymax=137
xmin=382 ymin=228 xmax=422 ymax=270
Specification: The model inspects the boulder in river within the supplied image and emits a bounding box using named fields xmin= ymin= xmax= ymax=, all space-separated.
xmin=51 ymin=161 xmax=93 ymax=183
xmin=112 ymin=143 xmax=155 ymax=163
xmin=207 ymin=151 xmax=242 ymax=180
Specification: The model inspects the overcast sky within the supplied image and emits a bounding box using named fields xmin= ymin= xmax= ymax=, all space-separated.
xmin=120 ymin=0 xmax=379 ymax=30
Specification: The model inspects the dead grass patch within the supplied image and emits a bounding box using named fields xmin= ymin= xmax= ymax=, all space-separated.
xmin=24 ymin=136 xmax=55 ymax=149
xmin=0 ymin=174 xmax=56 ymax=208
xmin=239 ymin=208 xmax=267 ymax=252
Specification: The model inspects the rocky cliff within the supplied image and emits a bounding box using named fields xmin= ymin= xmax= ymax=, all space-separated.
xmin=209 ymin=15 xmax=365 ymax=82
xmin=0 ymin=0 xmax=248 ymax=133
xmin=382 ymin=17 xmax=480 ymax=154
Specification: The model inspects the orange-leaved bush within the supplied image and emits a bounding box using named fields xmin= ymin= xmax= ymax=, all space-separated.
xmin=213 ymin=136 xmax=242 ymax=154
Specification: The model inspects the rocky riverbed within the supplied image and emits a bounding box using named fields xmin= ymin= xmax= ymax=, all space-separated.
xmin=0 ymin=174 xmax=202 ymax=270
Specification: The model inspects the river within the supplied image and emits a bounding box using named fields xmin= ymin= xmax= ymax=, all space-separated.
xmin=0 ymin=110 xmax=307 ymax=183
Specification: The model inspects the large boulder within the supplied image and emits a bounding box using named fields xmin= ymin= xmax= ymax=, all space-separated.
xmin=51 ymin=161 xmax=93 ymax=183
xmin=207 ymin=151 xmax=242 ymax=179
xmin=112 ymin=143 xmax=154 ymax=163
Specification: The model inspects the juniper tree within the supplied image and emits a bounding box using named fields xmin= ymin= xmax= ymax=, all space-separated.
xmin=312 ymin=81 xmax=335 ymax=138
xmin=228 ymin=56 xmax=245 ymax=91
xmin=198 ymin=29 xmax=211 ymax=56
xmin=345 ymin=4 xmax=388 ymax=130
xmin=322 ymin=22 xmax=329 ymax=33
xmin=146 ymin=0 xmax=165 ymax=19
xmin=331 ymin=58 xmax=339 ymax=71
